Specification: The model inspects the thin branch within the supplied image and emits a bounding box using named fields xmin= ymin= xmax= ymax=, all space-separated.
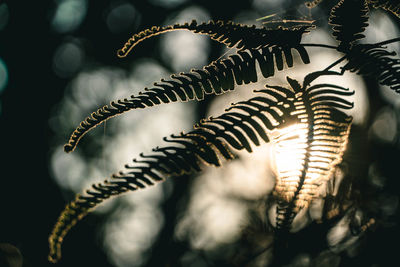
xmin=301 ymin=43 xmax=338 ymax=50
xmin=375 ymin=37 xmax=400 ymax=47
xmin=323 ymin=55 xmax=347 ymax=72
xmin=302 ymin=37 xmax=400 ymax=51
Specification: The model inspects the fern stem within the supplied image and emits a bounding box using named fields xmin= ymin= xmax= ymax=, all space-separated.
xmin=301 ymin=38 xmax=400 ymax=51
xmin=323 ymin=55 xmax=347 ymax=72
xmin=304 ymin=38 xmax=400 ymax=76
xmin=302 ymin=43 xmax=346 ymax=73
xmin=301 ymin=43 xmax=338 ymax=50
xmin=375 ymin=37 xmax=400 ymax=47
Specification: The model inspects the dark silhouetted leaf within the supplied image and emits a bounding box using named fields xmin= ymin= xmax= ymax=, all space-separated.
xmin=329 ymin=0 xmax=369 ymax=51
xmin=368 ymin=0 xmax=400 ymax=18
xmin=343 ymin=44 xmax=400 ymax=93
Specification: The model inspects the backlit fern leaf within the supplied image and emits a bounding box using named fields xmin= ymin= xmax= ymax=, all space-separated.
xmin=368 ymin=0 xmax=400 ymax=18
xmin=117 ymin=20 xmax=312 ymax=57
xmin=49 ymin=72 xmax=355 ymax=261
xmin=48 ymin=1 xmax=400 ymax=264
xmin=64 ymin=24 xmax=311 ymax=153
xmin=329 ymin=0 xmax=369 ymax=51
xmin=271 ymin=74 xmax=354 ymax=230
xmin=343 ymin=44 xmax=400 ymax=93
xmin=49 ymin=83 xmax=295 ymax=263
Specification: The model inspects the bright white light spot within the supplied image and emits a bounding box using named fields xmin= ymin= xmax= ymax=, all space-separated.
xmin=50 ymin=147 xmax=87 ymax=192
xmin=271 ymin=124 xmax=308 ymax=176
xmin=290 ymin=207 xmax=310 ymax=232
xmin=302 ymin=28 xmax=337 ymax=46
xmin=106 ymin=2 xmax=140 ymax=34
xmin=370 ymin=107 xmax=397 ymax=143
xmin=103 ymin=206 xmax=164 ymax=267
xmin=51 ymin=0 xmax=87 ymax=33
xmin=217 ymin=146 xmax=275 ymax=199
xmin=327 ymin=215 xmax=349 ymax=247
xmin=308 ymin=198 xmax=324 ymax=221
xmin=53 ymin=40 xmax=84 ymax=78
xmin=176 ymin=145 xmax=274 ymax=250
xmin=69 ymin=68 xmax=126 ymax=110
xmin=160 ymin=6 xmax=210 ymax=72
xmin=127 ymin=58 xmax=170 ymax=92
xmin=327 ymin=212 xmax=360 ymax=253
xmin=362 ymin=10 xmax=400 ymax=52
xmin=176 ymin=189 xmax=247 ymax=250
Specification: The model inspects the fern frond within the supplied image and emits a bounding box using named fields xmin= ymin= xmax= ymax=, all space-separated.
xmin=343 ymin=44 xmax=400 ymax=93
xmin=50 ymin=73 xmax=355 ymax=260
xmin=50 ymin=69 xmax=357 ymax=260
xmin=368 ymin=0 xmax=400 ymax=18
xmin=329 ymin=0 xmax=369 ymax=51
xmin=49 ymin=86 xmax=295 ymax=263
xmin=270 ymin=74 xmax=353 ymax=230
xmin=117 ymin=20 xmax=313 ymax=57
xmin=64 ymin=45 xmax=310 ymax=153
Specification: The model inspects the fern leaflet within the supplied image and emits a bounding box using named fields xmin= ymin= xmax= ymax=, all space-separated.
xmin=329 ymin=0 xmax=369 ymax=51
xmin=368 ymin=0 xmax=400 ymax=18
xmin=343 ymin=44 xmax=400 ymax=93
xmin=117 ymin=20 xmax=312 ymax=57
xmin=64 ymin=23 xmax=311 ymax=153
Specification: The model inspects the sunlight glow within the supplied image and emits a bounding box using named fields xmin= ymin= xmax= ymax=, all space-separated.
xmin=51 ymin=0 xmax=87 ymax=33
xmin=271 ymin=119 xmax=350 ymax=210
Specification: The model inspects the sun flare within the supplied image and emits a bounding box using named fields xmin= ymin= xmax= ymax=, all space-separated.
xmin=271 ymin=116 xmax=351 ymax=214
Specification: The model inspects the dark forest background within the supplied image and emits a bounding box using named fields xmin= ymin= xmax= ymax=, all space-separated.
xmin=1 ymin=0 xmax=400 ymax=266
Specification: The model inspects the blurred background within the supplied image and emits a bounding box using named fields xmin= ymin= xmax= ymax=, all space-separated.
xmin=0 ymin=0 xmax=400 ymax=266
